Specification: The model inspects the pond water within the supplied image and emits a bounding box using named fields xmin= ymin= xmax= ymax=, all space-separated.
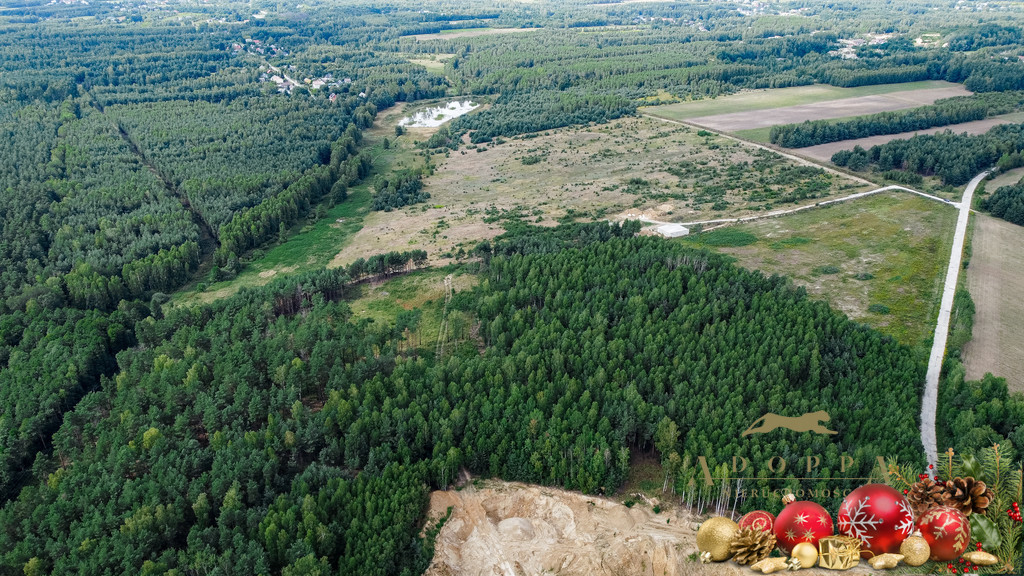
xmin=398 ymin=100 xmax=478 ymax=128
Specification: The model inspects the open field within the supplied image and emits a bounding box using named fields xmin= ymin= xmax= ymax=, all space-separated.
xmin=963 ymin=214 xmax=1024 ymax=392
xmin=329 ymin=116 xmax=869 ymax=268
xmin=678 ymin=85 xmax=972 ymax=133
xmin=983 ymin=165 xmax=1024 ymax=193
xmin=793 ymin=111 xmax=1024 ymax=163
xmin=684 ymin=192 xmax=959 ymax=347
xmin=403 ymin=53 xmax=454 ymax=74
xmin=407 ymin=27 xmax=538 ymax=40
xmin=347 ymin=268 xmax=478 ymax=351
xmin=643 ymin=80 xmax=965 ymax=121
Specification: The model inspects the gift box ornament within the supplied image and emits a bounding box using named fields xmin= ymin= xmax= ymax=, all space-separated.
xmin=817 ymin=535 xmax=862 ymax=570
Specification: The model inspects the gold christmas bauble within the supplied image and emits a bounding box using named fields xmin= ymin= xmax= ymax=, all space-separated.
xmin=899 ymin=535 xmax=930 ymax=567
xmin=696 ymin=516 xmax=739 ymax=561
xmin=791 ymin=541 xmax=818 ymax=569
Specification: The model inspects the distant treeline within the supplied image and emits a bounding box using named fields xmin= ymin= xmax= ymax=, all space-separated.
xmin=770 ymin=92 xmax=1024 ymax=148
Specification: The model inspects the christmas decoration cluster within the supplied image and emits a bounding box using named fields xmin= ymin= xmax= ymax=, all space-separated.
xmin=694 ymin=446 xmax=1023 ymax=574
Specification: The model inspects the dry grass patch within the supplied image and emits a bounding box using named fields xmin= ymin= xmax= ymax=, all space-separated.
xmin=963 ymin=214 xmax=1024 ymax=392
xmin=330 ymin=117 xmax=868 ymax=268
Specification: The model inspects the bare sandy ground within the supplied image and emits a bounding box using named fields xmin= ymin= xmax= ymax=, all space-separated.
xmin=963 ymin=213 xmax=1024 ymax=392
xmin=426 ymin=480 xmax=876 ymax=576
xmin=688 ymin=86 xmax=971 ymax=132
xmin=798 ymin=112 xmax=1024 ymax=163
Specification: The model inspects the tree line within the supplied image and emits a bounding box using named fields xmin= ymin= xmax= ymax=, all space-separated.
xmin=832 ymin=123 xmax=1024 ymax=186
xmin=770 ymin=92 xmax=1024 ymax=148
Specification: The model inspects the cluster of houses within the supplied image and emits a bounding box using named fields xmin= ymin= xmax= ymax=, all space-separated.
xmin=257 ymin=65 xmax=359 ymax=99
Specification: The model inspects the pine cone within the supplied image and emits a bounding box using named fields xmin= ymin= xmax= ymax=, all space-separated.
xmin=907 ymin=477 xmax=946 ymax=518
xmin=943 ymin=476 xmax=994 ymax=516
xmin=730 ymin=526 xmax=777 ymax=565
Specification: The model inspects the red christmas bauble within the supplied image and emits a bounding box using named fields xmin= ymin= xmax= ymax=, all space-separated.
xmin=774 ymin=500 xmax=834 ymax=554
xmin=918 ymin=507 xmax=970 ymax=561
xmin=837 ymin=483 xmax=916 ymax=557
xmin=739 ymin=510 xmax=776 ymax=533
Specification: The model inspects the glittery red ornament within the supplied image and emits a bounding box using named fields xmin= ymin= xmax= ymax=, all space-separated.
xmin=773 ymin=499 xmax=834 ymax=554
xmin=837 ymin=483 xmax=915 ymax=557
xmin=918 ymin=506 xmax=971 ymax=561
xmin=738 ymin=510 xmax=776 ymax=533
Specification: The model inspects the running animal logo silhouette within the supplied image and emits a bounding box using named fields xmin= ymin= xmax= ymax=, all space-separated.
xmin=741 ymin=410 xmax=837 ymax=436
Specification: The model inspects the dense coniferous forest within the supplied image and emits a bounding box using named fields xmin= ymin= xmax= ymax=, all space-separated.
xmin=980 ymin=182 xmax=1024 ymax=225
xmin=831 ymin=124 xmax=1024 ymax=185
xmin=1 ymin=222 xmax=1021 ymax=574
xmin=3 ymin=0 xmax=1024 ymax=573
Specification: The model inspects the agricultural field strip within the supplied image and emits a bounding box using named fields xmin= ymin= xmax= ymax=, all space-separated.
xmin=675 ymin=86 xmax=973 ymax=132
xmin=632 ymin=184 xmax=956 ymax=228
xmin=963 ymin=215 xmax=1024 ymax=392
xmin=921 ymin=171 xmax=987 ymax=469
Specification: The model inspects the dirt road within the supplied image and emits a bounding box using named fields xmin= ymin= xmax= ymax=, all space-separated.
xmin=630 ymin=184 xmax=954 ymax=229
xmin=921 ymin=171 xmax=988 ymax=470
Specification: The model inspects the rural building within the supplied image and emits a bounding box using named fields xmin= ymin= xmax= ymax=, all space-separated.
xmin=656 ymin=224 xmax=690 ymax=238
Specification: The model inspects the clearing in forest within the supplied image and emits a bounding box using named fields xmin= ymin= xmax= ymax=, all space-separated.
xmin=686 ymin=192 xmax=958 ymax=348
xmin=329 ymin=116 xmax=869 ymax=268
xmin=963 ymin=214 xmax=1024 ymax=392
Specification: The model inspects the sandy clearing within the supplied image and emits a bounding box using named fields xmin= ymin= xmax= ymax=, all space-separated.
xmin=408 ymin=27 xmax=538 ymax=41
xmin=797 ymin=112 xmax=1024 ymax=163
xmin=686 ymin=86 xmax=972 ymax=133
xmin=963 ymin=213 xmax=1024 ymax=393
xmin=427 ymin=479 xmax=877 ymax=576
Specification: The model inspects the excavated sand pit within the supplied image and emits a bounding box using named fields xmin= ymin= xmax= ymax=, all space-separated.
xmin=426 ymin=480 xmax=713 ymax=576
xmin=426 ymin=480 xmax=876 ymax=576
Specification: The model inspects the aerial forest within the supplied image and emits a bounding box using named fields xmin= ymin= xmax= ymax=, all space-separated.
xmin=2 ymin=0 xmax=1024 ymax=574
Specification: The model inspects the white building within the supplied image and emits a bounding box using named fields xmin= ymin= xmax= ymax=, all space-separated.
xmin=656 ymin=223 xmax=690 ymax=238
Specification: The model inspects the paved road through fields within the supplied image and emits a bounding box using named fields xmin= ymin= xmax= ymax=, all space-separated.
xmin=921 ymin=171 xmax=988 ymax=470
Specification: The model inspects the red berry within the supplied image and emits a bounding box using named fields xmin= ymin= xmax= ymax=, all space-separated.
xmin=929 ymin=464 xmax=935 ymax=469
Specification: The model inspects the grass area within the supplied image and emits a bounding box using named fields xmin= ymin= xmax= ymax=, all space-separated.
xmin=682 ymin=192 xmax=959 ymax=348
xmin=616 ymin=453 xmax=667 ymax=500
xmin=171 ymin=107 xmax=429 ymax=307
xmin=347 ymin=268 xmax=478 ymax=352
xmin=331 ymin=116 xmax=868 ymax=269
xmin=403 ymin=53 xmax=454 ymax=74
xmin=642 ymin=80 xmax=958 ymax=121
xmin=984 ymin=166 xmax=1024 ymax=193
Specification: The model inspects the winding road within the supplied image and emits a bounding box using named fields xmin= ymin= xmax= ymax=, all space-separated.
xmin=921 ymin=171 xmax=988 ymax=469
